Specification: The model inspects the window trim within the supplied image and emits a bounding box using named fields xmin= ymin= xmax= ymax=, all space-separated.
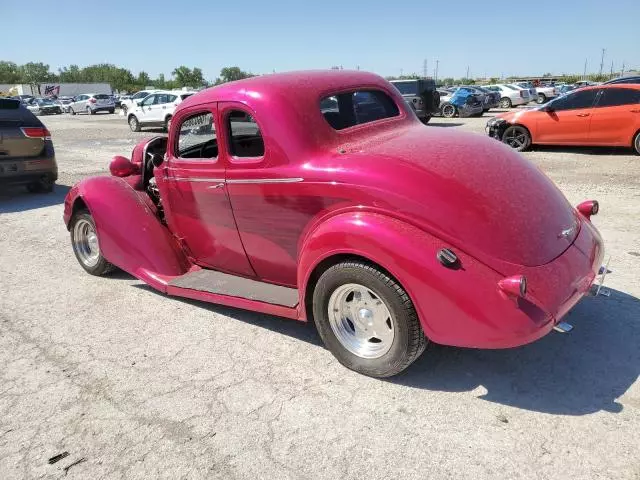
xmin=551 ymin=89 xmax=599 ymax=111
xmin=318 ymin=86 xmax=405 ymax=133
xmin=172 ymin=109 xmax=219 ymax=163
xmin=223 ymin=105 xmax=266 ymax=164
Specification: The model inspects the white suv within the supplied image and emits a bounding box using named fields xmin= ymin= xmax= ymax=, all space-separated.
xmin=484 ymin=84 xmax=530 ymax=108
xmin=127 ymin=90 xmax=195 ymax=132
xmin=120 ymin=90 xmax=159 ymax=115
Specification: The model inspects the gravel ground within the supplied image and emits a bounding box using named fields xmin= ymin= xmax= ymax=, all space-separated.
xmin=1 ymin=111 xmax=639 ymax=480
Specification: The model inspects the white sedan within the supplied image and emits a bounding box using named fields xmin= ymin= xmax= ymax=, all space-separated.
xmin=484 ymin=84 xmax=531 ymax=108
xmin=126 ymin=90 xmax=196 ymax=132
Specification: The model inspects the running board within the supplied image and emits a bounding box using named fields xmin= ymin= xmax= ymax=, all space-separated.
xmin=168 ymin=269 xmax=299 ymax=308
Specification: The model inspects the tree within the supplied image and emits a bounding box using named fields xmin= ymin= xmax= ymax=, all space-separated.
xmin=172 ymin=66 xmax=196 ymax=87
xmin=137 ymin=71 xmax=151 ymax=87
xmin=18 ymin=62 xmax=55 ymax=84
xmin=0 ymin=61 xmax=21 ymax=83
xmin=215 ymin=66 xmax=254 ymax=85
xmin=58 ymin=64 xmax=82 ymax=82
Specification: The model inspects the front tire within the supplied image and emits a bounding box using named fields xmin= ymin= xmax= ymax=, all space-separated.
xmin=502 ymin=125 xmax=531 ymax=151
xmin=312 ymin=260 xmax=427 ymax=378
xmin=128 ymin=115 xmax=141 ymax=132
xmin=537 ymin=93 xmax=547 ymax=104
xmin=26 ymin=175 xmax=55 ymax=193
xmin=69 ymin=107 xmax=75 ymax=115
xmin=499 ymin=97 xmax=512 ymax=109
xmin=86 ymin=106 xmax=94 ymax=115
xmin=70 ymin=210 xmax=116 ymax=276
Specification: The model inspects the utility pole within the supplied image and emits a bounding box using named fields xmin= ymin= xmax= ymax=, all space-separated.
xmin=434 ymin=60 xmax=439 ymax=83
xmin=466 ymin=66 xmax=470 ymax=79
xmin=621 ymin=61 xmax=625 ymax=76
xmin=400 ymin=68 xmax=403 ymax=77
xmin=583 ymin=58 xmax=587 ymax=79
xmin=423 ymin=59 xmax=428 ymax=78
xmin=610 ymin=60 xmax=614 ymax=78
xmin=599 ymin=48 xmax=605 ymax=76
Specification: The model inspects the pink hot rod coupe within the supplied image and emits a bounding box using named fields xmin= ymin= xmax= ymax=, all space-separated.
xmin=64 ymin=70 xmax=604 ymax=377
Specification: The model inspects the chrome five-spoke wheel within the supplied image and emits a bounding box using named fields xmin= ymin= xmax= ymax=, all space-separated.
xmin=69 ymin=210 xmax=115 ymax=276
xmin=327 ymin=283 xmax=394 ymax=359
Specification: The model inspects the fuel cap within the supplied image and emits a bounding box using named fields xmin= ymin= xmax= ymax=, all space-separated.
xmin=437 ymin=248 xmax=460 ymax=269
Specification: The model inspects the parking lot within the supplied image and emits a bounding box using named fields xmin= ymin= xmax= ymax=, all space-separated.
xmin=1 ymin=111 xmax=639 ymax=479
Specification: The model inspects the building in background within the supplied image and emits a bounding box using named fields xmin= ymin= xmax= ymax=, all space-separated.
xmin=0 ymin=83 xmax=112 ymax=97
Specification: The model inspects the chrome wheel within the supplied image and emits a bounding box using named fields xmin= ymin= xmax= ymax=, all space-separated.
xmin=441 ymin=104 xmax=456 ymax=118
xmin=499 ymin=98 xmax=512 ymax=109
xmin=327 ymin=283 xmax=395 ymax=359
xmin=73 ymin=218 xmax=101 ymax=268
xmin=634 ymin=133 xmax=640 ymax=154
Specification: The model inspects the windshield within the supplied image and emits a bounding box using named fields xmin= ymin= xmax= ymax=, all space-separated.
xmin=36 ymin=98 xmax=53 ymax=105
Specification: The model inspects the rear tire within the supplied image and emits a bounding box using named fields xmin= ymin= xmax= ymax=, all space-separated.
xmin=312 ymin=260 xmax=427 ymax=378
xmin=109 ymin=108 xmax=115 ymax=114
xmin=499 ymin=97 xmax=512 ymax=109
xmin=502 ymin=125 xmax=531 ymax=151
xmin=537 ymin=93 xmax=547 ymax=104
xmin=86 ymin=106 xmax=94 ymax=115
xmin=633 ymin=131 xmax=640 ymax=155
xmin=419 ymin=115 xmax=431 ymax=125
xmin=26 ymin=175 xmax=55 ymax=193
xmin=70 ymin=210 xmax=116 ymax=276
xmin=121 ymin=105 xmax=128 ymax=115
xmin=69 ymin=107 xmax=75 ymax=115
xmin=441 ymin=103 xmax=457 ymax=118
xmin=128 ymin=115 xmax=141 ymax=132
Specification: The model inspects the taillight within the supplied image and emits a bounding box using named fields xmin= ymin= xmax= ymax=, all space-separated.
xmin=576 ymin=200 xmax=599 ymax=220
xmin=498 ymin=275 xmax=527 ymax=298
xmin=89 ymin=98 xmax=97 ymax=103
xmin=21 ymin=127 xmax=51 ymax=139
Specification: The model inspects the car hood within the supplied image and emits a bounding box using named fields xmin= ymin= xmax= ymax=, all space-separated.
xmin=340 ymin=125 xmax=578 ymax=268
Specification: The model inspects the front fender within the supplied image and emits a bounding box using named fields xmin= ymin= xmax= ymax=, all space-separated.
xmin=298 ymin=212 xmax=553 ymax=348
xmin=64 ymin=176 xmax=189 ymax=289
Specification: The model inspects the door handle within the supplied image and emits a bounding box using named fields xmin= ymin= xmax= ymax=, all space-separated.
xmin=207 ymin=182 xmax=225 ymax=189
xmin=576 ymin=113 xmax=590 ymax=117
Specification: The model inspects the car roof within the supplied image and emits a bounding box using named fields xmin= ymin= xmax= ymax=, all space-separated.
xmin=577 ymin=84 xmax=640 ymax=92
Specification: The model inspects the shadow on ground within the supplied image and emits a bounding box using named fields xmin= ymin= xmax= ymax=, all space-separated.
xmin=395 ymin=288 xmax=640 ymax=415
xmin=428 ymin=122 xmax=464 ymax=128
xmin=131 ymin=283 xmax=322 ymax=346
xmin=530 ymin=145 xmax=633 ymax=156
xmin=0 ymin=184 xmax=71 ymax=214
xmin=130 ymin=276 xmax=638 ymax=415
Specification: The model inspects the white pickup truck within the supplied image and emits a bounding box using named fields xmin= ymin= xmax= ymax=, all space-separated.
xmin=516 ymin=83 xmax=559 ymax=104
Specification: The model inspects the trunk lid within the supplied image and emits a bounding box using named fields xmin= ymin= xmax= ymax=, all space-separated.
xmin=346 ymin=125 xmax=579 ymax=267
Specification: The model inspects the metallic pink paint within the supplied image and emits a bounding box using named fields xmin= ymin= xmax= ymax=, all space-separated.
xmin=64 ymin=70 xmax=604 ymax=349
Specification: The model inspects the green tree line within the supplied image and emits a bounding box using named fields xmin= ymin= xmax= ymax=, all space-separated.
xmin=0 ymin=61 xmax=255 ymax=92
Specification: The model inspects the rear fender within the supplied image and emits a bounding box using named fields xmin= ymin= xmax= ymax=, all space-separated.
xmin=64 ymin=176 xmax=189 ymax=289
xmin=298 ymin=212 xmax=551 ymax=347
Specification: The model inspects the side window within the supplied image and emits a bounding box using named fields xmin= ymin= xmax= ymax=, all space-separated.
xmin=155 ymin=94 xmax=171 ymax=105
xmin=553 ymin=90 xmax=598 ymax=111
xmin=320 ymin=89 xmax=400 ymax=130
xmin=167 ymin=95 xmax=178 ymax=103
xmin=597 ymin=88 xmax=640 ymax=107
xmin=177 ymin=112 xmax=217 ymax=159
xmin=227 ymin=110 xmax=265 ymax=159
xmin=141 ymin=95 xmax=156 ymax=106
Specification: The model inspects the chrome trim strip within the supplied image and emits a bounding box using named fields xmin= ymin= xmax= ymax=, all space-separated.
xmin=226 ymin=178 xmax=304 ymax=184
xmin=172 ymin=177 xmax=226 ymax=183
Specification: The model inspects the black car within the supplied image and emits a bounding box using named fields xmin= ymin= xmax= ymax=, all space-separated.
xmin=30 ymin=98 xmax=63 ymax=115
xmin=389 ymin=79 xmax=440 ymax=123
xmin=0 ymin=98 xmax=58 ymax=193
xmin=603 ymin=75 xmax=640 ymax=85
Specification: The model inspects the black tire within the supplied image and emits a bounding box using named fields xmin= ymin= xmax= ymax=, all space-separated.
xmin=109 ymin=109 xmax=115 ymax=114
xmin=633 ymin=131 xmax=640 ymax=155
xmin=499 ymin=97 xmax=512 ymax=109
xmin=441 ymin=103 xmax=457 ymax=118
xmin=537 ymin=93 xmax=547 ymax=104
xmin=419 ymin=115 xmax=431 ymax=125
xmin=69 ymin=210 xmax=116 ymax=276
xmin=312 ymin=260 xmax=427 ymax=378
xmin=25 ymin=175 xmax=55 ymax=193
xmin=164 ymin=115 xmax=172 ymax=131
xmin=128 ymin=115 xmax=141 ymax=132
xmin=69 ymin=107 xmax=75 ymax=115
xmin=121 ymin=105 xmax=128 ymax=115
xmin=502 ymin=125 xmax=531 ymax=151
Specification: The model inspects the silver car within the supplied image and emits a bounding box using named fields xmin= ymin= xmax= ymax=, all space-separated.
xmin=68 ymin=93 xmax=115 ymax=115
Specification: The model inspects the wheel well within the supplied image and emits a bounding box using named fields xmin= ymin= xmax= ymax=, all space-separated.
xmin=127 ymin=113 xmax=136 ymax=121
xmin=303 ymin=253 xmax=396 ymax=321
xmin=67 ymin=197 xmax=88 ymax=229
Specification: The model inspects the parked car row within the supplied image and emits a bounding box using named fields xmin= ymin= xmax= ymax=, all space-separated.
xmin=487 ymin=84 xmax=640 ymax=154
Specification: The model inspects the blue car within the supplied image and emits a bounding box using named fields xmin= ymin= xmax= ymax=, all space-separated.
xmin=438 ymin=87 xmax=484 ymax=118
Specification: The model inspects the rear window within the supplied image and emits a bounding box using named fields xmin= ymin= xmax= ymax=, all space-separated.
xmin=180 ymin=93 xmax=194 ymax=100
xmin=94 ymin=94 xmax=110 ymax=99
xmin=0 ymin=99 xmax=21 ymax=110
xmin=320 ymin=90 xmax=400 ymax=130
xmin=391 ymin=81 xmax=418 ymax=95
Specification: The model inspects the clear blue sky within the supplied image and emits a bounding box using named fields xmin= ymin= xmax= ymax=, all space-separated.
xmin=3 ymin=0 xmax=639 ymax=80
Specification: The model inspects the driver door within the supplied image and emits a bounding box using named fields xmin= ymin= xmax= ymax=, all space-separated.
xmin=138 ymin=94 xmax=157 ymax=122
xmin=535 ymin=89 xmax=598 ymax=144
xmin=162 ymin=104 xmax=255 ymax=277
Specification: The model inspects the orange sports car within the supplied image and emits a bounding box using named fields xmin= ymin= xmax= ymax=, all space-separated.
xmin=487 ymin=84 xmax=640 ymax=154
